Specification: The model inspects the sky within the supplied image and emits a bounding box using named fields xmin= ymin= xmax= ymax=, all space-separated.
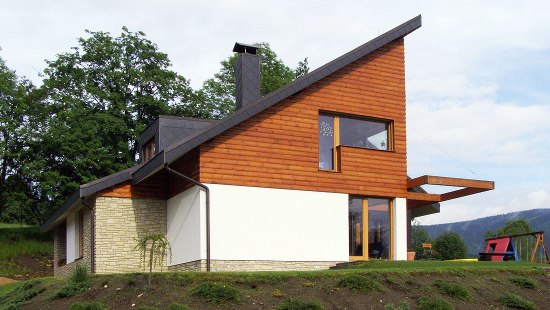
xmin=1 ymin=0 xmax=549 ymax=225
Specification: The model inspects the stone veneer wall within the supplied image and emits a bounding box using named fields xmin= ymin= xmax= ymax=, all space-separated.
xmin=168 ymin=260 xmax=341 ymax=272
xmin=94 ymin=197 xmax=167 ymax=274
xmin=53 ymin=203 xmax=93 ymax=277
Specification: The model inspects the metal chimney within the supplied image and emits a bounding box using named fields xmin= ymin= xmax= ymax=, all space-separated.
xmin=233 ymin=42 xmax=260 ymax=110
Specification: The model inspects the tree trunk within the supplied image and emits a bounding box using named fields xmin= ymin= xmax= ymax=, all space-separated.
xmin=0 ymin=132 xmax=10 ymax=218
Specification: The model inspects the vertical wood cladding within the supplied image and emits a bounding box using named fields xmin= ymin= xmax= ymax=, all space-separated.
xmin=200 ymin=39 xmax=407 ymax=198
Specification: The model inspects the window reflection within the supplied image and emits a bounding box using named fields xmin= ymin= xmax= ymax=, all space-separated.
xmin=368 ymin=198 xmax=390 ymax=259
xmin=340 ymin=117 xmax=388 ymax=151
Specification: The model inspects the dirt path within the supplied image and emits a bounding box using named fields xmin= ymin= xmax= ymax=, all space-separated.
xmin=0 ymin=277 xmax=18 ymax=285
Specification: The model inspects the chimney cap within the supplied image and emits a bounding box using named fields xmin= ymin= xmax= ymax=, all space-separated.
xmin=233 ymin=42 xmax=259 ymax=55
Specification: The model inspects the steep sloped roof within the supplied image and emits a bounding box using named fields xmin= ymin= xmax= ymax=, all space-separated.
xmin=132 ymin=15 xmax=422 ymax=183
xmin=41 ymin=15 xmax=422 ymax=231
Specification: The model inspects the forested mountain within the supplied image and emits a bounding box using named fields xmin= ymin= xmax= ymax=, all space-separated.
xmin=423 ymin=208 xmax=550 ymax=256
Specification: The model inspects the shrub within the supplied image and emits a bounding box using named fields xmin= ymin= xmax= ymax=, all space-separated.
xmin=337 ymin=274 xmax=380 ymax=293
xmin=384 ymin=301 xmax=410 ymax=310
xmin=499 ymin=293 xmax=534 ymax=310
xmin=417 ymin=296 xmax=454 ymax=310
xmin=510 ymin=276 xmax=537 ymax=289
xmin=277 ymin=297 xmax=324 ymax=310
xmin=167 ymin=303 xmax=192 ymax=310
xmin=51 ymin=265 xmax=91 ymax=300
xmin=191 ymin=282 xmax=240 ymax=303
xmin=432 ymin=232 xmax=467 ymax=260
xmin=71 ymin=264 xmax=90 ymax=284
xmin=69 ymin=301 xmax=109 ymax=310
xmin=433 ymin=280 xmax=472 ymax=301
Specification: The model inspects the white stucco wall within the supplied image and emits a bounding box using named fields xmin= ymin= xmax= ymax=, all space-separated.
xmin=207 ymin=183 xmax=349 ymax=262
xmin=167 ymin=186 xmax=204 ymax=266
xmin=66 ymin=212 xmax=78 ymax=264
xmin=393 ymin=198 xmax=407 ymax=260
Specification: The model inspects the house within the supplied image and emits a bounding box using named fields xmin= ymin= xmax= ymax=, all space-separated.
xmin=41 ymin=15 xmax=494 ymax=276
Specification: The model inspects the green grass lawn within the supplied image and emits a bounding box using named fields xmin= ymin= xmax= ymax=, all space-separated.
xmin=343 ymin=260 xmax=545 ymax=272
xmin=0 ymin=224 xmax=53 ymax=276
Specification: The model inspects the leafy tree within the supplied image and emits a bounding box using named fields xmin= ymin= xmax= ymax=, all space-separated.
xmin=29 ymin=27 xmax=206 ymax=221
xmin=433 ymin=231 xmax=468 ymax=260
xmin=200 ymin=42 xmax=309 ymax=118
xmin=497 ymin=218 xmax=531 ymax=236
xmin=410 ymin=219 xmax=431 ymax=255
xmin=0 ymin=56 xmax=38 ymax=223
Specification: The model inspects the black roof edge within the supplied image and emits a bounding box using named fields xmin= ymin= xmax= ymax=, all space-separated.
xmin=150 ymin=15 xmax=422 ymax=170
xmin=41 ymin=166 xmax=138 ymax=232
xmin=40 ymin=189 xmax=81 ymax=232
xmin=132 ymin=150 xmax=165 ymax=184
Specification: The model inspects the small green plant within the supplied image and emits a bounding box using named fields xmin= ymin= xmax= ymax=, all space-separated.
xmin=174 ymin=273 xmax=193 ymax=286
xmin=134 ymin=233 xmax=172 ymax=286
xmin=71 ymin=264 xmax=90 ymax=284
xmin=417 ymin=296 xmax=454 ymax=310
xmin=272 ymin=289 xmax=285 ymax=297
xmin=191 ymin=282 xmax=240 ymax=303
xmin=277 ymin=297 xmax=324 ymax=310
xmin=433 ymin=280 xmax=472 ymax=301
xmin=510 ymin=276 xmax=537 ymax=289
xmin=499 ymin=293 xmax=535 ymax=310
xmin=303 ymin=280 xmax=314 ymax=287
xmin=138 ymin=307 xmax=159 ymax=310
xmin=51 ymin=264 xmax=91 ymax=300
xmin=384 ymin=301 xmax=410 ymax=310
xmin=68 ymin=301 xmax=109 ymax=310
xmin=337 ymin=274 xmax=380 ymax=293
xmin=167 ymin=303 xmax=192 ymax=310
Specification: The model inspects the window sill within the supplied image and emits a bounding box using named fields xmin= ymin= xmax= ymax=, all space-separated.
xmin=319 ymin=169 xmax=341 ymax=173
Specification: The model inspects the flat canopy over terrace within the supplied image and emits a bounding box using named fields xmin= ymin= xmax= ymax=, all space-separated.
xmin=406 ymin=175 xmax=495 ymax=209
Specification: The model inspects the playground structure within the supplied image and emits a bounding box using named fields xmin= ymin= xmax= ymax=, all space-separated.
xmin=479 ymin=231 xmax=550 ymax=263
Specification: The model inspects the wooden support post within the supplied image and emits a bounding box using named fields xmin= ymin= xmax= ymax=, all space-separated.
xmin=530 ymin=233 xmax=550 ymax=263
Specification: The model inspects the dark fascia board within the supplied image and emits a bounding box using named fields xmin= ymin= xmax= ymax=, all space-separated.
xmin=133 ymin=15 xmax=422 ymax=174
xmin=40 ymin=189 xmax=81 ymax=232
xmin=132 ymin=150 xmax=165 ymax=184
xmin=41 ymin=166 xmax=138 ymax=232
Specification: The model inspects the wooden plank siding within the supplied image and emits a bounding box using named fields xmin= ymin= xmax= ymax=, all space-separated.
xmin=199 ymin=38 xmax=408 ymax=198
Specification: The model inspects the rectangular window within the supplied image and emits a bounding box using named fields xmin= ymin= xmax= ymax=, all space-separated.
xmin=319 ymin=113 xmax=391 ymax=171
xmin=143 ymin=139 xmax=155 ymax=162
xmin=78 ymin=210 xmax=84 ymax=258
xmin=340 ymin=117 xmax=389 ymax=151
xmin=349 ymin=197 xmax=392 ymax=260
xmin=318 ymin=115 xmax=335 ymax=170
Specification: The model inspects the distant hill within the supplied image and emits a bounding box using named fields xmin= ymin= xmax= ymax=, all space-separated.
xmin=423 ymin=208 xmax=550 ymax=256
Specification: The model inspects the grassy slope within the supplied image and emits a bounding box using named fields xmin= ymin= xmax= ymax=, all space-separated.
xmin=1 ymin=261 xmax=548 ymax=310
xmin=0 ymin=224 xmax=53 ymax=277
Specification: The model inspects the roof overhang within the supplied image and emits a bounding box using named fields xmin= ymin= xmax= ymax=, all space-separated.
xmin=40 ymin=166 xmax=138 ymax=232
xmin=406 ymin=175 xmax=495 ymax=209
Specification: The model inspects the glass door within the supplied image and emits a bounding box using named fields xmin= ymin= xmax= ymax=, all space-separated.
xmin=349 ymin=197 xmax=392 ymax=260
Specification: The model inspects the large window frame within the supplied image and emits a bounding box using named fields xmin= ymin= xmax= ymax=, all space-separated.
xmin=319 ymin=112 xmax=393 ymax=172
xmin=349 ymin=197 xmax=394 ymax=261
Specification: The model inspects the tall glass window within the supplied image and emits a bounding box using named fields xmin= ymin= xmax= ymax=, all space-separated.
xmin=348 ymin=198 xmax=363 ymax=256
xmin=340 ymin=117 xmax=389 ymax=151
xmin=348 ymin=197 xmax=391 ymax=259
xmin=318 ymin=115 xmax=335 ymax=170
xmin=367 ymin=198 xmax=391 ymax=259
